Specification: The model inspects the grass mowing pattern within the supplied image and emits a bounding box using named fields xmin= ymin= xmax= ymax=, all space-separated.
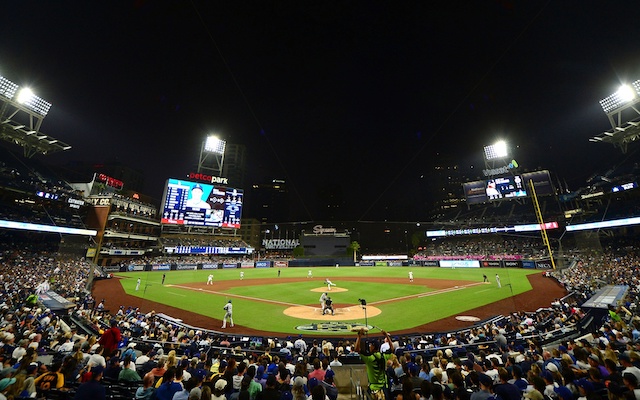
xmin=115 ymin=267 xmax=538 ymax=334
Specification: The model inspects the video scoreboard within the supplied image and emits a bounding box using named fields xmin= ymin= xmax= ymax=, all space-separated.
xmin=463 ymin=170 xmax=554 ymax=205
xmin=161 ymin=178 xmax=243 ymax=229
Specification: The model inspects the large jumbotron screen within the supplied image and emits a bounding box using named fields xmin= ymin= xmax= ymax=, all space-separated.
xmin=161 ymin=178 xmax=243 ymax=229
xmin=463 ymin=170 xmax=553 ymax=205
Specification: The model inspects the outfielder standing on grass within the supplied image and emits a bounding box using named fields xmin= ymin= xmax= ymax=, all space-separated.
xmin=355 ymin=328 xmax=394 ymax=400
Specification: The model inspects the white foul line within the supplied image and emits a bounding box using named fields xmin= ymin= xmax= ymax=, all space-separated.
xmin=168 ymin=284 xmax=315 ymax=309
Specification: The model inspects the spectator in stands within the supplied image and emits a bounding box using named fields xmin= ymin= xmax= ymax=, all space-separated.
xmin=246 ymin=365 xmax=262 ymax=400
xmin=136 ymin=372 xmax=156 ymax=400
xmin=329 ymin=352 xmax=342 ymax=368
xmin=308 ymin=359 xmax=325 ymax=381
xmin=238 ymin=375 xmax=253 ymax=400
xmin=98 ymin=319 xmax=121 ymax=357
xmin=74 ymin=364 xmax=106 ymax=400
xmin=202 ymin=385 xmax=213 ymax=400
xmin=261 ymin=375 xmax=280 ymax=400
xmin=493 ymin=368 xmax=520 ymax=400
xmin=291 ymin=376 xmax=307 ymax=400
xmin=151 ymin=359 xmax=167 ymax=379
xmin=397 ymin=376 xmax=420 ymax=400
xmin=212 ymin=378 xmax=228 ymax=400
xmin=0 ymin=377 xmax=16 ymax=400
xmin=319 ymin=369 xmax=338 ymax=400
xmin=155 ymin=367 xmax=182 ymax=400
xmin=553 ymin=385 xmax=573 ymax=400
xmin=355 ymin=328 xmax=394 ymax=400
xmin=470 ymin=373 xmax=493 ymax=400
xmin=119 ymin=354 xmax=142 ymax=381
xmin=34 ymin=361 xmax=64 ymax=392
xmin=173 ymin=377 xmax=198 ymax=400
xmin=87 ymin=345 xmax=106 ymax=369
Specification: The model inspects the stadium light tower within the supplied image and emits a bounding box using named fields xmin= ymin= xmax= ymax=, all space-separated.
xmin=0 ymin=74 xmax=70 ymax=157
xmin=483 ymin=140 xmax=508 ymax=161
xmin=197 ymin=134 xmax=226 ymax=176
xmin=591 ymin=80 xmax=640 ymax=153
xmin=482 ymin=140 xmax=512 ymax=173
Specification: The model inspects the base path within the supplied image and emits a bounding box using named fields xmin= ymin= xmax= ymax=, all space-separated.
xmin=92 ymin=272 xmax=566 ymax=336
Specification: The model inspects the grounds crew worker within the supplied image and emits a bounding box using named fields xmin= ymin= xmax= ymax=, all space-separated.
xmin=355 ymin=328 xmax=394 ymax=400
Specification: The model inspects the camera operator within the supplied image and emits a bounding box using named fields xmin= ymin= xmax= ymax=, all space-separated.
xmin=355 ymin=328 xmax=394 ymax=400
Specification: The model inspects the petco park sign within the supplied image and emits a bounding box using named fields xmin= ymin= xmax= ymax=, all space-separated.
xmin=262 ymin=239 xmax=300 ymax=250
xmin=188 ymin=172 xmax=228 ymax=185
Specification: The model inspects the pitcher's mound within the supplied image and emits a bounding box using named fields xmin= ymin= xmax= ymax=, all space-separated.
xmin=283 ymin=305 xmax=381 ymax=320
xmin=311 ymin=287 xmax=348 ymax=293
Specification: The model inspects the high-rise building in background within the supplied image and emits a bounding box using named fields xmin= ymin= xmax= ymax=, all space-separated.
xmin=426 ymin=155 xmax=469 ymax=220
xmin=222 ymin=143 xmax=247 ymax=189
xmin=248 ymin=179 xmax=289 ymax=223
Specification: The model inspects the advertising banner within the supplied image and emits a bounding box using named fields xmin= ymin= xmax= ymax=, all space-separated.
xmin=152 ymin=264 xmax=171 ymax=271
xmin=536 ymin=260 xmax=553 ymax=269
xmin=128 ymin=264 xmax=145 ymax=271
xmin=359 ymin=261 xmax=375 ymax=266
xmin=222 ymin=263 xmax=238 ymax=269
xmin=421 ymin=260 xmax=439 ymax=267
xmin=176 ymin=264 xmax=197 ymax=270
xmin=202 ymin=263 xmax=219 ymax=270
xmin=274 ymin=261 xmax=289 ymax=268
xmin=503 ymin=260 xmax=522 ymax=268
xmin=440 ymin=260 xmax=480 ymax=268
xmin=255 ymin=261 xmax=271 ymax=268
xmin=481 ymin=260 xmax=502 ymax=268
xmin=522 ymin=260 xmax=536 ymax=269
xmin=374 ymin=261 xmax=387 ymax=266
xmin=241 ymin=261 xmax=255 ymax=268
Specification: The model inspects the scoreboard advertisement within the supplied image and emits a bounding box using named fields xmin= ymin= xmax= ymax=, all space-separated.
xmin=161 ymin=178 xmax=243 ymax=229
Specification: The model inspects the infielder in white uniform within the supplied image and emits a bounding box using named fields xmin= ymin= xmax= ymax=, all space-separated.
xmin=408 ymin=271 xmax=414 ymax=282
xmin=222 ymin=300 xmax=234 ymax=328
xmin=135 ymin=278 xmax=141 ymax=291
xmin=307 ymin=270 xmax=313 ymax=278
xmin=207 ymin=274 xmax=214 ymax=285
xmin=240 ymin=271 xmax=244 ymax=280
xmin=496 ymin=274 xmax=501 ymax=288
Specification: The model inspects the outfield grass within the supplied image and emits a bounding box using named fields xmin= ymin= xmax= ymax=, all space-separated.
xmin=115 ymin=267 xmax=539 ymax=335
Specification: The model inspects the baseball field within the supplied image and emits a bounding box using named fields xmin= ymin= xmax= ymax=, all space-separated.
xmin=93 ymin=266 xmax=566 ymax=336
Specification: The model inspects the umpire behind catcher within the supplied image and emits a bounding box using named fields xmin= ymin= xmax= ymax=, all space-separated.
xmin=354 ymin=328 xmax=394 ymax=400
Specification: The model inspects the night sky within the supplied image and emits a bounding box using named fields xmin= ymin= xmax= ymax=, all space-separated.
xmin=2 ymin=1 xmax=640 ymax=222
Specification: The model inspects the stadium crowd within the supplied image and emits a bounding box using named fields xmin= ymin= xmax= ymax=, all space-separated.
xmin=414 ymin=237 xmax=551 ymax=260
xmin=2 ymin=239 xmax=640 ymax=400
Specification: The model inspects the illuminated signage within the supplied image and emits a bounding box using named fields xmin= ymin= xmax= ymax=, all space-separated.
xmin=188 ymin=172 xmax=229 ymax=185
xmin=262 ymin=239 xmax=300 ymax=250
xmin=612 ymin=182 xmax=637 ymax=193
xmin=312 ymin=225 xmax=337 ymax=235
xmin=567 ymin=216 xmax=640 ymax=232
xmin=97 ymin=173 xmax=124 ymax=190
xmin=482 ymin=159 xmax=519 ymax=177
xmin=426 ymin=222 xmax=559 ymax=237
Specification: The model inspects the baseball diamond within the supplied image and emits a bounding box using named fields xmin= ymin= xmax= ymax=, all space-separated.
xmin=93 ymin=266 xmax=566 ymax=336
